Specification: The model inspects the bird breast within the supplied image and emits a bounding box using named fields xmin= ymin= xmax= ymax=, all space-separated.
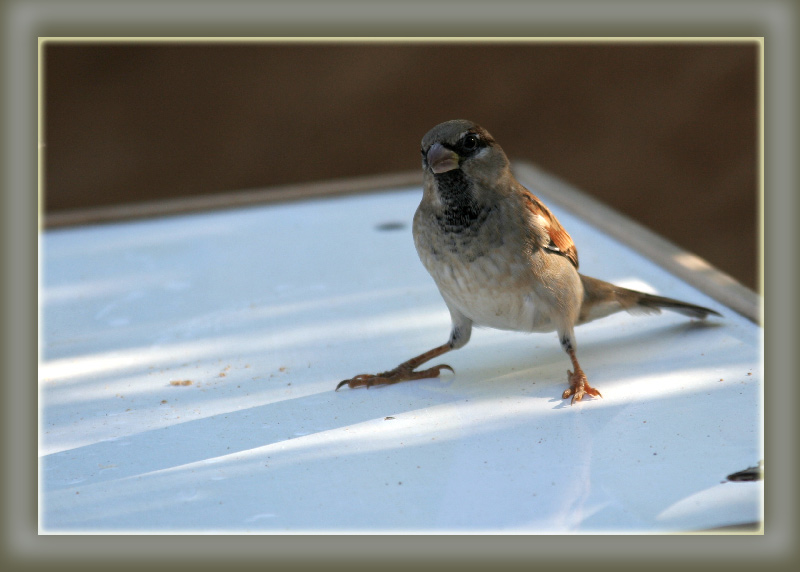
xmin=413 ymin=203 xmax=557 ymax=333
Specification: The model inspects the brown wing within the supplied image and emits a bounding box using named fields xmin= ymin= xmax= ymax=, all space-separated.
xmin=522 ymin=190 xmax=579 ymax=269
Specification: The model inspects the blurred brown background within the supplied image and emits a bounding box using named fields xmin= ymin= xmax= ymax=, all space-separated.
xmin=43 ymin=42 xmax=758 ymax=289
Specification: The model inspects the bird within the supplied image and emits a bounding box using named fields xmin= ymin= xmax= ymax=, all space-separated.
xmin=336 ymin=119 xmax=721 ymax=403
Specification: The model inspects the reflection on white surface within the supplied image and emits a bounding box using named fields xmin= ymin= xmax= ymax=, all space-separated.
xmin=656 ymin=482 xmax=762 ymax=529
xmin=40 ymin=188 xmax=762 ymax=532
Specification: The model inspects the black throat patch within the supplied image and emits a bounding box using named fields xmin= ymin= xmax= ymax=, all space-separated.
xmin=433 ymin=169 xmax=490 ymax=233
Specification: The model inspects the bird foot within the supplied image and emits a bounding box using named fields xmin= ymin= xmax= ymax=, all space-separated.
xmin=561 ymin=368 xmax=602 ymax=404
xmin=335 ymin=363 xmax=454 ymax=391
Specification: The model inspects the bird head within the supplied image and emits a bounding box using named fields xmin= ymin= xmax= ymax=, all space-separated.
xmin=420 ymin=120 xmax=510 ymax=189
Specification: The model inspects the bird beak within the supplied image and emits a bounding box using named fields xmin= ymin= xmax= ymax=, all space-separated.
xmin=426 ymin=143 xmax=459 ymax=174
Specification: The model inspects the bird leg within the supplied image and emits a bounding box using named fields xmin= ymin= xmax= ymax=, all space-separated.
xmin=561 ymin=347 xmax=602 ymax=404
xmin=335 ymin=343 xmax=454 ymax=390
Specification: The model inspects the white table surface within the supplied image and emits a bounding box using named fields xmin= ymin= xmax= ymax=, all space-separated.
xmin=39 ymin=186 xmax=762 ymax=532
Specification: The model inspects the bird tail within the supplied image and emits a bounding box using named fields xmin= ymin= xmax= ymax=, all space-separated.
xmin=577 ymin=274 xmax=721 ymax=325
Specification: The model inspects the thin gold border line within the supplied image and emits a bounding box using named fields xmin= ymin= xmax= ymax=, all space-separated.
xmin=38 ymin=37 xmax=764 ymax=42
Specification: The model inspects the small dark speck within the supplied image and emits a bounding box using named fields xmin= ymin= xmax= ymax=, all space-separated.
xmin=375 ymin=221 xmax=406 ymax=231
xmin=384 ymin=416 xmax=395 ymax=420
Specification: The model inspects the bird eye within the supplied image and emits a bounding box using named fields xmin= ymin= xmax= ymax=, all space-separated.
xmin=462 ymin=134 xmax=479 ymax=150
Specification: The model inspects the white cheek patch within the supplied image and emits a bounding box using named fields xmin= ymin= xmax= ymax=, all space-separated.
xmin=473 ymin=146 xmax=490 ymax=160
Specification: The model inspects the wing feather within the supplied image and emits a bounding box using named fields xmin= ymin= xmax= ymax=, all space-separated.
xmin=522 ymin=190 xmax=579 ymax=269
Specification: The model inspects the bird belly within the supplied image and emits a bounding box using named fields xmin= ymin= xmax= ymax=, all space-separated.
xmin=428 ymin=253 xmax=555 ymax=333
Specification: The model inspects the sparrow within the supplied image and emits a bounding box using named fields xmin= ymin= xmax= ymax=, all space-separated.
xmin=336 ymin=119 xmax=721 ymax=403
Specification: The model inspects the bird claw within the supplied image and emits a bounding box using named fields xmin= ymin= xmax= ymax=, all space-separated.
xmin=335 ymin=363 xmax=454 ymax=391
xmin=562 ymin=368 xmax=602 ymax=404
